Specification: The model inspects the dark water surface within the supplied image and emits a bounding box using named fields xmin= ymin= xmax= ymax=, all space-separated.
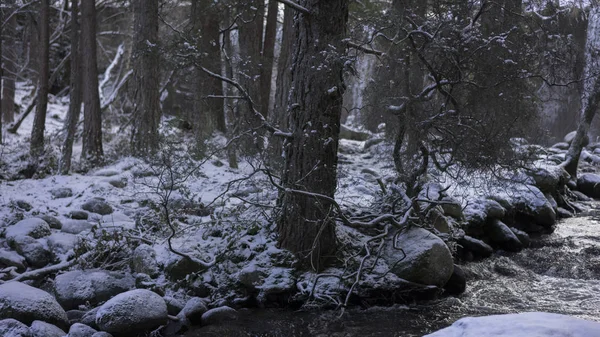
xmin=186 ymin=204 xmax=600 ymax=337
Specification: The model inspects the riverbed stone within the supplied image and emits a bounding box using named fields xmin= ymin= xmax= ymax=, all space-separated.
xmin=508 ymin=185 xmax=556 ymax=228
xmin=457 ymin=235 xmax=493 ymax=259
xmin=131 ymin=244 xmax=159 ymax=277
xmin=81 ymin=198 xmax=113 ymax=215
xmin=69 ymin=210 xmax=89 ymax=220
xmin=61 ymin=220 xmax=94 ymax=234
xmin=4 ymin=218 xmax=51 ymax=243
xmin=30 ymin=320 xmax=66 ymax=337
xmin=11 ymin=235 xmax=51 ymax=268
xmin=67 ymin=323 xmax=97 ymax=337
xmin=486 ymin=219 xmax=523 ymax=252
xmin=47 ymin=232 xmax=79 ymax=256
xmin=80 ymin=307 xmax=100 ymax=330
xmin=383 ymin=227 xmax=454 ymax=287
xmin=181 ymin=297 xmax=208 ymax=325
xmin=0 ymin=319 xmax=31 ymax=337
xmin=95 ymin=289 xmax=168 ymax=336
xmin=91 ymin=333 xmax=113 ymax=337
xmin=577 ymin=173 xmax=600 ymax=198
xmin=510 ymin=227 xmax=531 ymax=248
xmin=201 ymin=306 xmax=238 ymax=326
xmin=54 ymin=270 xmax=135 ymax=310
xmin=443 ymin=265 xmax=466 ymax=296
xmin=50 ymin=187 xmax=73 ymax=199
xmin=38 ymin=215 xmax=63 ymax=229
xmin=164 ymin=296 xmax=186 ymax=316
xmin=0 ymin=281 xmax=69 ymax=330
xmin=557 ymin=207 xmax=574 ymax=218
xmin=0 ymin=249 xmax=27 ymax=272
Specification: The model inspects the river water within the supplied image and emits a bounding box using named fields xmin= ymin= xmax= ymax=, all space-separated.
xmin=186 ymin=202 xmax=600 ymax=337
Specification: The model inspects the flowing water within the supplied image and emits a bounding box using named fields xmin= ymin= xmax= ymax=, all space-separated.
xmin=186 ymin=202 xmax=600 ymax=336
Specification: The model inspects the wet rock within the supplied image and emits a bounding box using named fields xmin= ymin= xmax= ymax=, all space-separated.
xmin=464 ymin=199 xmax=506 ymax=231
xmin=564 ymin=130 xmax=588 ymax=145
xmin=131 ymin=244 xmax=159 ymax=277
xmin=0 ymin=281 xmax=69 ymax=330
xmin=96 ymin=289 xmax=168 ymax=337
xmin=180 ymin=297 xmax=208 ymax=325
xmin=11 ymin=235 xmax=51 ymax=268
xmin=38 ymin=215 xmax=63 ymax=229
xmin=486 ymin=219 xmax=523 ymax=252
xmin=572 ymin=190 xmax=592 ymax=201
xmin=443 ymin=265 xmax=466 ymax=296
xmin=577 ymin=173 xmax=600 ymax=199
xmin=61 ymin=220 xmax=94 ymax=235
xmin=54 ymin=270 xmax=135 ymax=310
xmin=30 ymin=320 xmax=66 ymax=337
xmin=201 ymin=306 xmax=238 ymax=326
xmin=81 ymin=198 xmax=113 ymax=215
xmin=0 ymin=249 xmax=27 ymax=272
xmin=557 ymin=207 xmax=574 ymax=218
xmin=457 ymin=235 xmax=493 ymax=259
xmin=50 ymin=188 xmax=73 ymax=199
xmin=510 ymin=227 xmax=531 ymax=248
xmin=0 ymin=318 xmax=31 ymax=337
xmin=67 ymin=323 xmax=97 ymax=337
xmin=69 ymin=210 xmax=89 ymax=220
xmin=4 ymin=218 xmax=52 ymax=242
xmin=383 ymin=227 xmax=454 ymax=287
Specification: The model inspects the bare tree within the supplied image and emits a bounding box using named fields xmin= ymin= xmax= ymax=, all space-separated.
xmin=30 ymin=0 xmax=50 ymax=158
xmin=1 ymin=0 xmax=17 ymax=124
xmin=259 ymin=0 xmax=279 ymax=118
xmin=277 ymin=0 xmax=349 ymax=271
xmin=131 ymin=0 xmax=161 ymax=156
xmin=60 ymin=0 xmax=82 ymax=174
xmin=81 ymin=0 xmax=103 ymax=166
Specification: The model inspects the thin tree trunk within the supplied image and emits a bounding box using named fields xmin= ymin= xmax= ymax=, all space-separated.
xmin=30 ymin=0 xmax=50 ymax=158
xmin=60 ymin=0 xmax=82 ymax=174
xmin=277 ymin=0 xmax=349 ymax=271
xmin=81 ymin=0 xmax=103 ymax=166
xmin=2 ymin=0 xmax=17 ymax=124
xmin=131 ymin=0 xmax=161 ymax=156
xmin=223 ymin=7 xmax=238 ymax=169
xmin=259 ymin=0 xmax=278 ymax=119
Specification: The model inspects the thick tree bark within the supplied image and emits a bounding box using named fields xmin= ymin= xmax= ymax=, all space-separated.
xmin=2 ymin=0 xmax=17 ymax=124
xmin=277 ymin=0 xmax=349 ymax=271
xmin=131 ymin=0 xmax=161 ymax=156
xmin=0 ymin=3 xmax=3 ymax=143
xmin=259 ymin=0 xmax=279 ymax=119
xmin=30 ymin=0 xmax=50 ymax=158
xmin=81 ymin=0 xmax=103 ymax=166
xmin=60 ymin=0 xmax=82 ymax=174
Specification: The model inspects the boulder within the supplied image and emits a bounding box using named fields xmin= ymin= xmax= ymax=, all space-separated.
xmin=551 ymin=142 xmax=569 ymax=150
xmin=427 ymin=208 xmax=451 ymax=234
xmin=61 ymin=220 xmax=94 ymax=235
xmin=564 ymin=130 xmax=588 ymax=145
xmin=30 ymin=321 xmax=66 ymax=337
xmin=441 ymin=199 xmax=464 ymax=220
xmin=508 ymin=185 xmax=556 ymax=228
xmin=200 ymin=306 xmax=238 ymax=326
xmin=81 ymin=198 xmax=113 ymax=215
xmin=577 ymin=173 xmax=600 ymax=199
xmin=443 ymin=265 xmax=466 ymax=296
xmin=67 ymin=323 xmax=97 ymax=337
xmin=67 ymin=310 xmax=87 ymax=325
xmin=0 ymin=249 xmax=27 ymax=272
xmin=557 ymin=207 xmax=574 ymax=218
xmin=50 ymin=188 xmax=73 ymax=199
xmin=69 ymin=211 xmax=89 ymax=220
xmin=180 ymin=297 xmax=208 ymax=325
xmin=54 ymin=270 xmax=135 ymax=310
xmin=38 ymin=215 xmax=63 ymax=229
xmin=485 ymin=219 xmax=523 ymax=252
xmin=4 ymin=218 xmax=51 ymax=243
xmin=131 ymin=244 xmax=159 ymax=277
xmin=383 ymin=227 xmax=454 ymax=287
xmin=164 ymin=297 xmax=185 ymax=316
xmin=0 ymin=319 xmax=31 ymax=337
xmin=457 ymin=235 xmax=493 ymax=258
xmin=47 ymin=232 xmax=79 ymax=256
xmin=510 ymin=227 xmax=531 ymax=248
xmin=95 ymin=289 xmax=168 ymax=336
xmin=80 ymin=308 xmax=100 ymax=330
xmin=11 ymin=236 xmax=51 ymax=268
xmin=0 ymin=282 xmax=69 ymax=330
xmin=237 ymin=264 xmax=266 ymax=290
xmin=91 ymin=333 xmax=113 ymax=337
xmin=164 ymin=255 xmax=204 ymax=280
xmin=527 ymin=165 xmax=568 ymax=194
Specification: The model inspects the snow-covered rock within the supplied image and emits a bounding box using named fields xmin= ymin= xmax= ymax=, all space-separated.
xmin=4 ymin=218 xmax=51 ymax=243
xmin=0 ymin=318 xmax=31 ymax=337
xmin=91 ymin=333 xmax=113 ymax=337
xmin=0 ymin=249 xmax=27 ymax=272
xmin=577 ymin=173 xmax=600 ymax=198
xmin=50 ymin=187 xmax=73 ymax=199
xmin=61 ymin=220 xmax=94 ymax=235
xmin=509 ymin=185 xmax=556 ymax=228
xmin=69 ymin=210 xmax=89 ymax=220
xmin=81 ymin=198 xmax=113 ymax=215
xmin=54 ymin=270 xmax=135 ymax=310
xmin=11 ymin=235 xmax=51 ymax=268
xmin=95 ymin=289 xmax=168 ymax=336
xmin=464 ymin=198 xmax=506 ymax=233
xmin=67 ymin=323 xmax=97 ymax=337
xmin=180 ymin=297 xmax=207 ymax=325
xmin=163 ymin=296 xmax=185 ymax=316
xmin=425 ymin=312 xmax=600 ymax=337
xmin=200 ymin=306 xmax=238 ymax=326
xmin=0 ymin=281 xmax=69 ymax=330
xmin=30 ymin=320 xmax=66 ymax=337
xmin=131 ymin=244 xmax=159 ymax=277
xmin=47 ymin=232 xmax=79 ymax=256
xmin=38 ymin=215 xmax=63 ymax=230
xmin=383 ymin=227 xmax=453 ymax=287
xmin=526 ymin=165 xmax=568 ymax=194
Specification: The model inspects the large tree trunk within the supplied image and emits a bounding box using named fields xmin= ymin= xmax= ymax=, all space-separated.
xmin=0 ymin=2 xmax=4 ymax=143
xmin=30 ymin=0 xmax=50 ymax=158
xmin=2 ymin=0 xmax=17 ymax=124
xmin=60 ymin=0 xmax=82 ymax=174
xmin=191 ymin=0 xmax=225 ymax=137
xmin=277 ymin=0 xmax=349 ymax=271
xmin=131 ymin=0 xmax=161 ymax=156
xmin=81 ymin=0 xmax=103 ymax=166
xmin=259 ymin=0 xmax=278 ymax=119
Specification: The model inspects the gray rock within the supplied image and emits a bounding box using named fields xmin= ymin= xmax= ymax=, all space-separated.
xmin=69 ymin=211 xmax=89 ymax=220
xmin=81 ymin=198 xmax=113 ymax=215
xmin=0 ymin=318 xmax=31 ymax=337
xmin=67 ymin=309 xmax=87 ymax=324
xmin=91 ymin=333 xmax=113 ymax=337
xmin=47 ymin=232 xmax=79 ymax=256
xmin=200 ymin=306 xmax=238 ymax=326
xmin=510 ymin=227 xmax=531 ymax=248
xmin=11 ymin=236 xmax=51 ymax=268
xmin=80 ymin=307 xmax=100 ymax=330
xmin=486 ymin=219 xmax=523 ymax=252
xmin=557 ymin=207 xmax=574 ymax=218
xmin=106 ymin=177 xmax=127 ymax=188
xmin=441 ymin=198 xmax=464 ymax=220
xmin=38 ymin=215 xmax=63 ymax=229
xmin=443 ymin=264 xmax=466 ymax=296
xmin=4 ymin=218 xmax=52 ymax=242
xmin=527 ymin=166 xmax=568 ymax=194
xmin=427 ymin=208 xmax=451 ymax=234
xmin=30 ymin=320 xmax=66 ymax=337
xmin=564 ymin=130 xmax=589 ymax=145
xmin=164 ymin=255 xmax=204 ymax=280
xmin=50 ymin=188 xmax=73 ymax=199
xmin=458 ymin=235 xmax=493 ymax=258
xmin=0 ymin=282 xmax=69 ymax=330
xmin=181 ymin=297 xmax=207 ymax=325
xmin=237 ymin=265 xmax=266 ymax=290
xmin=339 ymin=125 xmax=370 ymax=141
xmin=383 ymin=227 xmax=453 ymax=287
xmin=164 ymin=296 xmax=185 ymax=316
xmin=572 ymin=190 xmax=592 ymax=201
xmin=61 ymin=220 xmax=94 ymax=235
xmin=363 ymin=138 xmax=385 ymax=150
xmin=577 ymin=173 xmax=600 ymax=199
xmin=0 ymin=249 xmax=27 ymax=272
xmin=95 ymin=289 xmax=168 ymax=336
xmin=15 ymin=200 xmax=33 ymax=212
xmin=54 ymin=270 xmax=135 ymax=310
xmin=131 ymin=244 xmax=159 ymax=277
xmin=67 ymin=323 xmax=97 ymax=337
xmin=510 ymin=185 xmax=556 ymax=228
xmin=551 ymin=142 xmax=569 ymax=150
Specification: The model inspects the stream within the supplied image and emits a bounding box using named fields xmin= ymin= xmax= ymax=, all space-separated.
xmin=186 ymin=202 xmax=600 ymax=337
